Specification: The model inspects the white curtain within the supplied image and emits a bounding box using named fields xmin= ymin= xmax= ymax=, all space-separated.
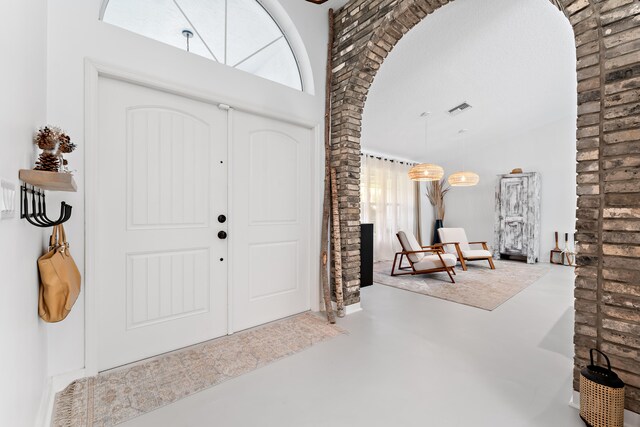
xmin=360 ymin=155 xmax=417 ymax=261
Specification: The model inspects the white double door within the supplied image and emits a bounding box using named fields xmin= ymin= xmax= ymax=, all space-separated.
xmin=96 ymin=78 xmax=311 ymax=371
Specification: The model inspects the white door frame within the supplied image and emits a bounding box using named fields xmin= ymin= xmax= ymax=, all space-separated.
xmin=84 ymin=59 xmax=322 ymax=376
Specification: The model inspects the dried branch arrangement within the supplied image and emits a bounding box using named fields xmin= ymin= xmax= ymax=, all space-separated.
xmin=320 ymin=9 xmax=336 ymax=324
xmin=426 ymin=178 xmax=450 ymax=220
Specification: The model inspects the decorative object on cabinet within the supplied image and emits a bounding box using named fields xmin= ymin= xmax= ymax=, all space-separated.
xmin=562 ymin=232 xmax=576 ymax=266
xmin=19 ymin=169 xmax=76 ymax=227
xmin=426 ymin=178 xmax=450 ymax=244
xmin=38 ymin=224 xmax=81 ymax=322
xmin=33 ymin=126 xmax=77 ymax=173
xmin=438 ymin=227 xmax=496 ymax=270
xmin=510 ymin=168 xmax=523 ymax=174
xmin=494 ymin=172 xmax=541 ymax=264
xmin=550 ymin=231 xmax=564 ymax=264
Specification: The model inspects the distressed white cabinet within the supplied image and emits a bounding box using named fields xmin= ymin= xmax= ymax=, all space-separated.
xmin=494 ymin=172 xmax=541 ymax=264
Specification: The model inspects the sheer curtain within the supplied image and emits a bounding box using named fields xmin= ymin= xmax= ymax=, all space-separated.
xmin=360 ymin=155 xmax=417 ymax=261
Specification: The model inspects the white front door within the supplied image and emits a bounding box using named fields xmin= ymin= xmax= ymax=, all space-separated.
xmin=96 ymin=77 xmax=228 ymax=371
xmin=231 ymin=111 xmax=312 ymax=332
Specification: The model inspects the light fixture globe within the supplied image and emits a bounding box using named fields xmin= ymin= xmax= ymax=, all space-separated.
xmin=448 ymin=171 xmax=479 ymax=187
xmin=409 ymin=163 xmax=444 ymax=181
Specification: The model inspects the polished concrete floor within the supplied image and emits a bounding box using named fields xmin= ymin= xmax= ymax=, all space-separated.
xmin=122 ymin=264 xmax=583 ymax=427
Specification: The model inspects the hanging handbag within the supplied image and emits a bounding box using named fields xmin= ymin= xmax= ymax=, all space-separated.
xmin=580 ymin=348 xmax=625 ymax=427
xmin=38 ymin=224 xmax=81 ymax=323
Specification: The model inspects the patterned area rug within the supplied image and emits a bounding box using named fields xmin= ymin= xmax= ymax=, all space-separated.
xmin=373 ymin=259 xmax=551 ymax=311
xmin=53 ymin=312 xmax=344 ymax=426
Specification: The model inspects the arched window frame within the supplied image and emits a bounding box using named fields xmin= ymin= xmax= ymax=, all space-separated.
xmin=99 ymin=0 xmax=315 ymax=94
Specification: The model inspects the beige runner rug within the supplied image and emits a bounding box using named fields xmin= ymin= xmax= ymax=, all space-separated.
xmin=53 ymin=312 xmax=344 ymax=426
xmin=373 ymin=259 xmax=551 ymax=311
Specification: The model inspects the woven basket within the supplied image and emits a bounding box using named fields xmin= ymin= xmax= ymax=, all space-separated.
xmin=580 ymin=349 xmax=625 ymax=427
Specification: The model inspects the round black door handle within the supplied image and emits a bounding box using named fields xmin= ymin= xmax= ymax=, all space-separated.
xmin=218 ymin=231 xmax=227 ymax=239
xmin=218 ymin=215 xmax=227 ymax=223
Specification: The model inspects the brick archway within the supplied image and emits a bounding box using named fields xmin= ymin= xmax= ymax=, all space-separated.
xmin=331 ymin=0 xmax=640 ymax=412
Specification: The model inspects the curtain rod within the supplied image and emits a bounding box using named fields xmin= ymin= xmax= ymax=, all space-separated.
xmin=360 ymin=152 xmax=416 ymax=166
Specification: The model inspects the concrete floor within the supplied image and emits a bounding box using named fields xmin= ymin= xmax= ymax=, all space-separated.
xmin=122 ymin=264 xmax=583 ymax=427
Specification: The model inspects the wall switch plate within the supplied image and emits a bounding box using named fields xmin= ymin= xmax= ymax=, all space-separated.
xmin=1 ymin=179 xmax=16 ymax=219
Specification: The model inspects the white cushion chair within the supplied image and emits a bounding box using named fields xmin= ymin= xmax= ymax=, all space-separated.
xmin=392 ymin=231 xmax=457 ymax=283
xmin=437 ymin=228 xmax=496 ymax=271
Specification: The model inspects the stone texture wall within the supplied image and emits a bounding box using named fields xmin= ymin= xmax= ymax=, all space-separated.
xmin=330 ymin=0 xmax=640 ymax=412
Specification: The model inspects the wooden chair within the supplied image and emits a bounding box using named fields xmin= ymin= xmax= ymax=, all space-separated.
xmin=392 ymin=231 xmax=457 ymax=283
xmin=437 ymin=227 xmax=496 ymax=271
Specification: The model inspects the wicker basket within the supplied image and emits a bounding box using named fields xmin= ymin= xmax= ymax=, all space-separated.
xmin=580 ymin=349 xmax=625 ymax=427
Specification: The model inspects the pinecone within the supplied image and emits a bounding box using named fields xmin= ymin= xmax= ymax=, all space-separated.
xmin=34 ymin=126 xmax=58 ymax=150
xmin=58 ymin=133 xmax=76 ymax=153
xmin=35 ymin=152 xmax=60 ymax=172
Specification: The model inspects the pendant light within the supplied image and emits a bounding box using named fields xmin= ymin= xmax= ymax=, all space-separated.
xmin=448 ymin=129 xmax=479 ymax=187
xmin=408 ymin=112 xmax=444 ymax=182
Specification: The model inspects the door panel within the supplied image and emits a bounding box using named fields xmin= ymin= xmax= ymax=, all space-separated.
xmin=127 ymin=108 xmax=210 ymax=229
xmin=231 ymin=112 xmax=312 ymax=332
xmin=96 ymin=78 xmax=228 ymax=371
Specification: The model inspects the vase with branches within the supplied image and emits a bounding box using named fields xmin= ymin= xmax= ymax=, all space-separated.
xmin=426 ymin=178 xmax=450 ymax=244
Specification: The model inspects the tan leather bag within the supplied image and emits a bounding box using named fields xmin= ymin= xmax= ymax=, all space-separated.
xmin=38 ymin=224 xmax=81 ymax=323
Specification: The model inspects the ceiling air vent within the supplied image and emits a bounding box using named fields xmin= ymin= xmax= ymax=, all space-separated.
xmin=448 ymin=102 xmax=472 ymax=116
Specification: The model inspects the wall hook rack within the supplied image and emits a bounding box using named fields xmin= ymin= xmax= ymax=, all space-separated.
xmin=20 ymin=184 xmax=72 ymax=227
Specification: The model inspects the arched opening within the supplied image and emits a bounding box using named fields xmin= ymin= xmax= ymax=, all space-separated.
xmin=361 ymin=0 xmax=577 ymax=263
xmin=331 ymin=0 xmax=640 ymax=413
xmin=100 ymin=0 xmax=304 ymax=91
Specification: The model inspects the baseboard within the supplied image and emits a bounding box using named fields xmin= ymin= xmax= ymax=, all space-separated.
xmin=35 ymin=369 xmax=86 ymax=427
xmin=571 ymin=390 xmax=640 ymax=427
xmin=332 ymin=301 xmax=362 ymax=315
xmin=34 ymin=376 xmax=54 ymax=427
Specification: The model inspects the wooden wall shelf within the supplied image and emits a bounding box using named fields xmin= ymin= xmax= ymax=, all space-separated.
xmin=19 ymin=170 xmax=77 ymax=192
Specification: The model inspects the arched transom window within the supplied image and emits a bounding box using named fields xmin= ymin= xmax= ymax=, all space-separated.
xmin=102 ymin=0 xmax=303 ymax=90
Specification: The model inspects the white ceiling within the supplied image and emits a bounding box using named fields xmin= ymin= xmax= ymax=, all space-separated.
xmin=361 ymin=0 xmax=577 ymax=162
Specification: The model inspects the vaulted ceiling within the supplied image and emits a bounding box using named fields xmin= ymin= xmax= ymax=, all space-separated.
xmin=361 ymin=0 xmax=577 ymax=162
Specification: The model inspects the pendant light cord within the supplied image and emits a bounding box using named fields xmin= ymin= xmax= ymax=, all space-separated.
xmin=424 ymin=113 xmax=429 ymax=160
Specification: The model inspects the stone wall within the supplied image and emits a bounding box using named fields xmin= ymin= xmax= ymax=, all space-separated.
xmin=330 ymin=0 xmax=640 ymax=412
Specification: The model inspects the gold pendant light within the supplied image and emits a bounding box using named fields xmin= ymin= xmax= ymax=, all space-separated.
xmin=448 ymin=129 xmax=478 ymax=187
xmin=409 ymin=163 xmax=444 ymax=181
xmin=409 ymin=112 xmax=444 ymax=182
xmin=448 ymin=171 xmax=479 ymax=186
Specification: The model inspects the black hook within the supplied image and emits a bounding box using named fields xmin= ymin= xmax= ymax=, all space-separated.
xmin=20 ymin=184 xmax=72 ymax=228
xmin=38 ymin=190 xmax=71 ymax=225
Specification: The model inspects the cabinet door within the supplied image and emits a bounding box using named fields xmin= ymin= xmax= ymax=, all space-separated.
xmin=499 ymin=177 xmax=528 ymax=255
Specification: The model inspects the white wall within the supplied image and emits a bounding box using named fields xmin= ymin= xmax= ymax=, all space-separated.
xmin=45 ymin=0 xmax=331 ymax=378
xmin=430 ymin=117 xmax=577 ymax=259
xmin=0 ymin=1 xmax=49 ymax=425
